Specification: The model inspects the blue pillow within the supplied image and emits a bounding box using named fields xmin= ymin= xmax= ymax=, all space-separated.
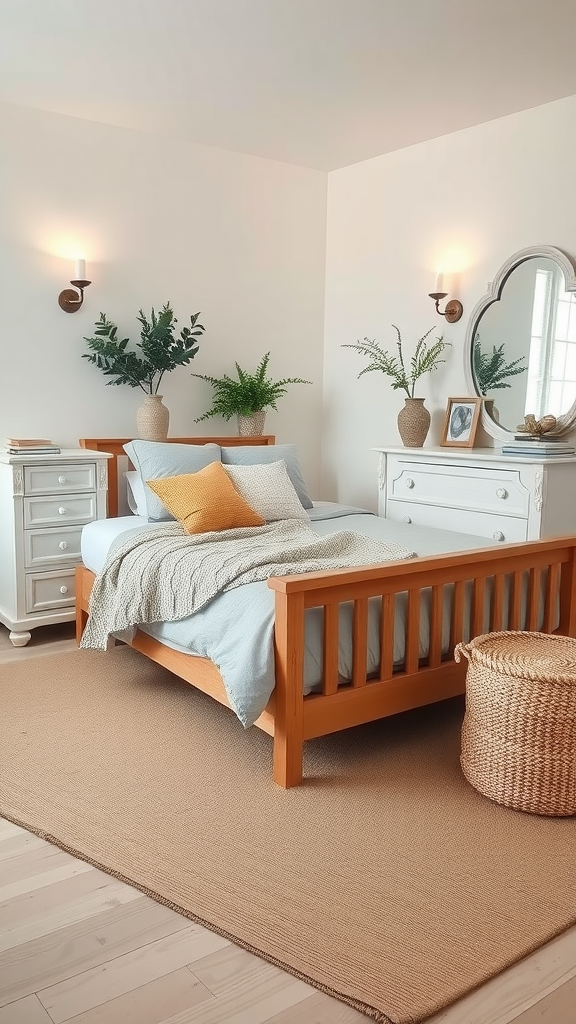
xmin=220 ymin=444 xmax=313 ymax=509
xmin=124 ymin=440 xmax=221 ymax=521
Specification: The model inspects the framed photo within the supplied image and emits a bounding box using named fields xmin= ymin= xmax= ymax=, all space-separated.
xmin=440 ymin=397 xmax=482 ymax=448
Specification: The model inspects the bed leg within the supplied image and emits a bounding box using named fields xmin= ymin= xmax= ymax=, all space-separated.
xmin=272 ymin=590 xmax=305 ymax=787
xmin=273 ymin=729 xmax=303 ymax=788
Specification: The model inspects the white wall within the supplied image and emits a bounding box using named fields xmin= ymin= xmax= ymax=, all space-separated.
xmin=322 ymin=94 xmax=576 ymax=510
xmin=0 ymin=101 xmax=327 ymax=493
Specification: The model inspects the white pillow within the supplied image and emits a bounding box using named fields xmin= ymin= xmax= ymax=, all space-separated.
xmin=125 ymin=471 xmax=148 ymax=517
xmin=223 ymin=461 xmax=309 ymax=522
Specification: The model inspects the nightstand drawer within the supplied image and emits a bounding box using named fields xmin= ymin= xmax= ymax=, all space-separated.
xmin=25 ymin=569 xmax=76 ymax=613
xmin=388 ymin=460 xmax=529 ymax=517
xmin=24 ymin=463 xmax=96 ymax=495
xmin=24 ymin=493 xmax=97 ymax=528
xmin=386 ymin=498 xmax=528 ymax=543
xmin=24 ymin=525 xmax=83 ymax=569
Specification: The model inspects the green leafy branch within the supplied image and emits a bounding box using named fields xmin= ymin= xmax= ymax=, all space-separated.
xmin=342 ymin=325 xmax=449 ymax=398
xmin=473 ymin=336 xmax=527 ymax=395
xmin=192 ymin=351 xmax=310 ymax=422
xmin=82 ymin=303 xmax=205 ymax=393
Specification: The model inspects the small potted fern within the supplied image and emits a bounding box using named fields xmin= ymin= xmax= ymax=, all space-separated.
xmin=192 ymin=352 xmax=310 ymax=435
xmin=342 ymin=325 xmax=449 ymax=446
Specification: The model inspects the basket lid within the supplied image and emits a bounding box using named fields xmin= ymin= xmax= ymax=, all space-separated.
xmin=461 ymin=630 xmax=576 ymax=684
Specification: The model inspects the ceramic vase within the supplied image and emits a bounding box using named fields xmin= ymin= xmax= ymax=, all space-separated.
xmin=237 ymin=410 xmax=266 ymax=436
xmin=397 ymin=397 xmax=431 ymax=448
xmin=136 ymin=394 xmax=170 ymax=441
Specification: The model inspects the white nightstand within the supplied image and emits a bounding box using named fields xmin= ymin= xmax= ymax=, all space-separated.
xmin=0 ymin=448 xmax=111 ymax=646
xmin=373 ymin=446 xmax=576 ymax=543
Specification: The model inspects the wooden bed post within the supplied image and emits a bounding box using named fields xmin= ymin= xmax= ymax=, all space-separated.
xmin=558 ymin=541 xmax=576 ymax=637
xmin=272 ymin=589 xmax=306 ymax=787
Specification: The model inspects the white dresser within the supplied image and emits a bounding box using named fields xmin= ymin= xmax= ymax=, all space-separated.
xmin=0 ymin=448 xmax=111 ymax=646
xmin=374 ymin=446 xmax=576 ymax=543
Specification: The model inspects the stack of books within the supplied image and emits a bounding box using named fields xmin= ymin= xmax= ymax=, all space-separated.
xmin=4 ymin=437 xmax=61 ymax=454
xmin=502 ymin=436 xmax=575 ymax=458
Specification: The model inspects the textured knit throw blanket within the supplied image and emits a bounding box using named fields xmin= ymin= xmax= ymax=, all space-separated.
xmin=80 ymin=519 xmax=415 ymax=651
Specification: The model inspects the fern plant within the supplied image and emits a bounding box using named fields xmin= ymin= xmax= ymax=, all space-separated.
xmin=192 ymin=352 xmax=310 ymax=422
xmin=473 ymin=335 xmax=527 ymax=395
xmin=82 ymin=303 xmax=205 ymax=394
xmin=342 ymin=325 xmax=449 ymax=398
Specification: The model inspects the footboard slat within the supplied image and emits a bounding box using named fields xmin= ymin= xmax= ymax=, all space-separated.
xmin=450 ymin=580 xmax=465 ymax=652
xmin=509 ymin=570 xmax=523 ymax=630
xmin=543 ymin=563 xmax=560 ymax=633
xmin=526 ymin=567 xmax=541 ymax=631
xmin=428 ymin=584 xmax=443 ymax=668
xmin=323 ymin=603 xmax=339 ymax=695
xmin=405 ymin=590 xmax=421 ymax=675
xmin=380 ymin=593 xmax=395 ymax=681
xmin=352 ymin=598 xmax=368 ymax=687
xmin=490 ymin=573 xmax=505 ymax=632
xmin=471 ymin=577 xmax=485 ymax=638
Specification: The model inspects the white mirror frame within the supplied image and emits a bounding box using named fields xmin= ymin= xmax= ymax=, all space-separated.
xmin=464 ymin=245 xmax=576 ymax=442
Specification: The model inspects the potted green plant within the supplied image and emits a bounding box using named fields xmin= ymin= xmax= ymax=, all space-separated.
xmin=342 ymin=325 xmax=449 ymax=447
xmin=82 ymin=303 xmax=205 ymax=440
xmin=192 ymin=352 xmax=311 ymax=435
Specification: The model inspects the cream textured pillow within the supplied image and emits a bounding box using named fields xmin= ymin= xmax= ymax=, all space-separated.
xmin=223 ymin=461 xmax=310 ymax=522
xmin=146 ymin=461 xmax=265 ymax=534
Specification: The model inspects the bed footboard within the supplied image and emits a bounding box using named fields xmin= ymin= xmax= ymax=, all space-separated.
xmin=268 ymin=536 xmax=576 ymax=787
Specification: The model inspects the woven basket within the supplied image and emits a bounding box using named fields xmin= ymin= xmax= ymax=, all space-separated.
xmin=455 ymin=631 xmax=576 ymax=816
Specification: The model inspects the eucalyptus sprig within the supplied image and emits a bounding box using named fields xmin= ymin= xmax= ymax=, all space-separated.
xmin=82 ymin=303 xmax=205 ymax=394
xmin=342 ymin=325 xmax=449 ymax=398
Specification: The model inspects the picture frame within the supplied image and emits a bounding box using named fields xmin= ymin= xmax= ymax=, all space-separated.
xmin=440 ymin=397 xmax=482 ymax=448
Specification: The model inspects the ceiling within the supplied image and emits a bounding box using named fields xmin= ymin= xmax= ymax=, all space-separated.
xmin=1 ymin=0 xmax=576 ymax=171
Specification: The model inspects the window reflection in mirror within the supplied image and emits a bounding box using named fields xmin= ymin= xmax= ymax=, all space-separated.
xmin=472 ymin=257 xmax=576 ymax=433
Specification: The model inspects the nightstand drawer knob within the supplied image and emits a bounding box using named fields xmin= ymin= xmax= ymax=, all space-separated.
xmin=58 ymin=506 xmax=67 ymax=515
xmin=60 ymin=585 xmax=68 ymax=595
xmin=493 ymin=530 xmax=505 ymax=542
xmin=405 ymin=477 xmax=414 ymax=489
xmin=58 ymin=475 xmax=67 ymax=484
xmin=496 ymin=488 xmax=508 ymax=499
xmin=59 ymin=541 xmax=68 ymax=550
xmin=402 ymin=516 xmax=412 ymax=524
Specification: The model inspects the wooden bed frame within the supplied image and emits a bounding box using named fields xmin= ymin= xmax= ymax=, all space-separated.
xmin=76 ymin=437 xmax=576 ymax=788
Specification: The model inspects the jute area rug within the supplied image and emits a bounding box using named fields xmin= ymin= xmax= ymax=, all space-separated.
xmin=1 ymin=647 xmax=575 ymax=1024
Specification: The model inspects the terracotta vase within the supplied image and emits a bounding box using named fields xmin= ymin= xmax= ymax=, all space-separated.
xmin=237 ymin=410 xmax=266 ymax=436
xmin=397 ymin=397 xmax=431 ymax=448
xmin=136 ymin=394 xmax=170 ymax=441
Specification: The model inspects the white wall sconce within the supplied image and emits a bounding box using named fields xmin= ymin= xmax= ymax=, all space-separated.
xmin=58 ymin=258 xmax=91 ymax=313
xmin=429 ymin=271 xmax=463 ymax=324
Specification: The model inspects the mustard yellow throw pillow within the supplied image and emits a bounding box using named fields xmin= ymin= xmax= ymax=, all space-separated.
xmin=146 ymin=461 xmax=265 ymax=534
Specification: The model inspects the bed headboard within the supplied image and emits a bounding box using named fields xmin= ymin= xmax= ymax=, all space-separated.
xmin=79 ymin=435 xmax=276 ymax=517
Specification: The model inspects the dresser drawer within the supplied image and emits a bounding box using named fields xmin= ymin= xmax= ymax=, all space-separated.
xmin=24 ymin=525 xmax=83 ymax=569
xmin=388 ymin=460 xmax=529 ymax=518
xmin=24 ymin=493 xmax=97 ymax=528
xmin=24 ymin=463 xmax=96 ymax=496
xmin=387 ymin=498 xmax=528 ymax=543
xmin=25 ymin=569 xmax=76 ymax=613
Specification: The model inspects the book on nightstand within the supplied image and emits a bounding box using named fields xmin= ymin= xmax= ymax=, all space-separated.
xmin=3 ymin=438 xmax=61 ymax=455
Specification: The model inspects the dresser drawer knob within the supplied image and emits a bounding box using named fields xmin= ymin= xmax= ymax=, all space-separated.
xmin=405 ymin=477 xmax=415 ymax=489
xmin=60 ymin=585 xmax=68 ymax=595
xmin=496 ymin=488 xmax=508 ymax=499
xmin=58 ymin=506 xmax=67 ymax=515
xmin=58 ymin=475 xmax=67 ymax=484
xmin=402 ymin=516 xmax=412 ymax=524
xmin=59 ymin=541 xmax=68 ymax=550
xmin=493 ymin=530 xmax=505 ymax=542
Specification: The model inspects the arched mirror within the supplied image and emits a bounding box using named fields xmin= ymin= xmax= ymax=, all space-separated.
xmin=464 ymin=245 xmax=576 ymax=441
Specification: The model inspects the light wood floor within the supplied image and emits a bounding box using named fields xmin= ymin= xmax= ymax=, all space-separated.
xmin=1 ymin=623 xmax=575 ymax=1024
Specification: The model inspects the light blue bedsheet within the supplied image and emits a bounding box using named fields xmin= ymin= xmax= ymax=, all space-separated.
xmin=136 ymin=509 xmax=493 ymax=728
